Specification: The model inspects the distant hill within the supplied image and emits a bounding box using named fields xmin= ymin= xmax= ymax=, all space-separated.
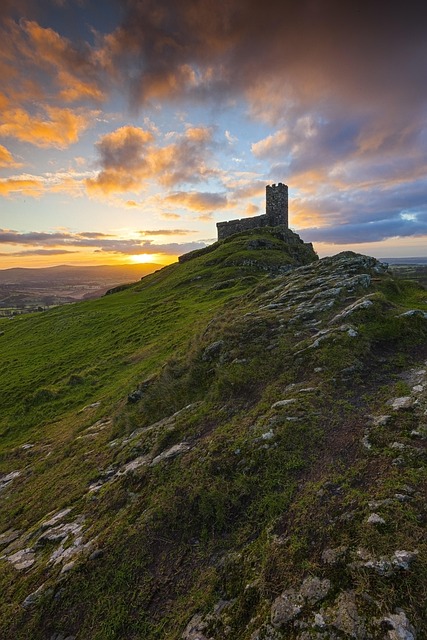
xmin=382 ymin=256 xmax=427 ymax=264
xmin=0 ymin=263 xmax=164 ymax=314
xmin=0 ymin=230 xmax=426 ymax=640
xmin=0 ymin=263 xmax=163 ymax=285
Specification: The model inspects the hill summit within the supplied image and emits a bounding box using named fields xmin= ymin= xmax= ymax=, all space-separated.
xmin=0 ymin=229 xmax=426 ymax=640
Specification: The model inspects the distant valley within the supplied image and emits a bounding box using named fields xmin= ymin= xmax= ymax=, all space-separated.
xmin=0 ymin=263 xmax=163 ymax=316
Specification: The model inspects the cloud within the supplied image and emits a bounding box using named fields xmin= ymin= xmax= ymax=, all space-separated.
xmin=0 ymin=169 xmax=96 ymax=199
xmin=0 ymin=249 xmax=77 ymax=257
xmin=225 ymin=130 xmax=237 ymax=144
xmin=0 ymin=105 xmax=97 ymax=148
xmin=301 ymin=216 xmax=427 ymax=245
xmin=161 ymin=212 xmax=181 ymax=220
xmin=113 ymin=1 xmax=427 ymax=113
xmin=86 ymin=126 xmax=154 ymax=194
xmin=0 ymin=177 xmax=44 ymax=196
xmin=164 ymin=190 xmax=228 ymax=212
xmin=0 ymin=228 xmax=206 ymax=257
xmin=293 ymin=178 xmax=427 ymax=244
xmin=228 ymin=179 xmax=265 ymax=200
xmin=94 ymin=241 xmax=206 ymax=256
xmin=245 ymin=203 xmax=259 ymax=216
xmin=0 ymin=144 xmax=21 ymax=168
xmin=87 ymin=125 xmax=216 ymax=195
xmin=251 ymin=130 xmax=289 ymax=159
xmin=138 ymin=229 xmax=194 ymax=236
xmin=107 ymin=0 xmax=427 ymax=248
xmin=0 ymin=18 xmax=106 ymax=105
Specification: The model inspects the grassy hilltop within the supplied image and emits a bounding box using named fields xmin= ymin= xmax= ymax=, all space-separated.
xmin=0 ymin=229 xmax=426 ymax=640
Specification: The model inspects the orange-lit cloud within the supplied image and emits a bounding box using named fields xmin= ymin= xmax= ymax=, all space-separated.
xmin=87 ymin=125 xmax=216 ymax=195
xmin=16 ymin=19 xmax=106 ymax=103
xmin=164 ymin=190 xmax=228 ymax=212
xmin=139 ymin=229 xmax=194 ymax=236
xmin=0 ymin=169 xmax=94 ymax=199
xmin=161 ymin=212 xmax=181 ymax=220
xmin=245 ymin=203 xmax=259 ymax=216
xmin=0 ymin=144 xmax=21 ymax=168
xmin=0 ymin=177 xmax=43 ymax=196
xmin=251 ymin=130 xmax=290 ymax=159
xmin=86 ymin=126 xmax=155 ymax=194
xmin=0 ymin=105 xmax=97 ymax=148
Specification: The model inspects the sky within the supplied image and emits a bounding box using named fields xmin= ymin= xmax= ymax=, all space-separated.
xmin=1 ymin=0 xmax=427 ymax=268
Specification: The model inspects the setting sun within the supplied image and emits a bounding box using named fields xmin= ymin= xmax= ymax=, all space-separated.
xmin=129 ymin=253 xmax=174 ymax=265
xmin=130 ymin=253 xmax=157 ymax=264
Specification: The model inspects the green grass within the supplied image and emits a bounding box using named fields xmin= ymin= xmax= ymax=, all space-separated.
xmin=1 ymin=233 xmax=426 ymax=640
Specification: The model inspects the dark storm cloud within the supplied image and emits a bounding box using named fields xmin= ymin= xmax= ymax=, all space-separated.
xmin=114 ymin=0 xmax=427 ymax=110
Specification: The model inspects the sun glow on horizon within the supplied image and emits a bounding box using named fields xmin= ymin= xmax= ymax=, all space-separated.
xmin=129 ymin=253 xmax=173 ymax=265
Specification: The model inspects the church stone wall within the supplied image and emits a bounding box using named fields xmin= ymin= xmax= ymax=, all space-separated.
xmin=217 ymin=183 xmax=288 ymax=240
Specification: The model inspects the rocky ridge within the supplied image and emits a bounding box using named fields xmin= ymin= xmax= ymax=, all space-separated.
xmin=0 ymin=244 xmax=426 ymax=639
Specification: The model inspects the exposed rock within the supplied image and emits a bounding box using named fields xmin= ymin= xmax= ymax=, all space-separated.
xmin=368 ymin=414 xmax=392 ymax=426
xmin=271 ymin=399 xmax=296 ymax=409
xmin=382 ymin=610 xmax=417 ymax=640
xmin=322 ymin=590 xmax=367 ymax=639
xmin=151 ymin=442 xmax=191 ymax=466
xmin=392 ymin=456 xmax=406 ymax=466
xmin=22 ymin=582 xmax=48 ymax=608
xmin=314 ymin=612 xmax=326 ymax=628
xmin=6 ymin=548 xmax=35 ymax=570
xmin=328 ymin=296 xmax=374 ymax=325
xmin=271 ymin=588 xmax=304 ymax=628
xmin=389 ymin=397 xmax=414 ymax=410
xmin=250 ymin=625 xmax=281 ymax=640
xmin=300 ymin=576 xmax=331 ymax=604
xmin=399 ymin=309 xmax=427 ymax=320
xmin=61 ymin=561 xmax=75 ymax=574
xmin=352 ymin=548 xmax=418 ymax=576
xmin=392 ymin=550 xmax=418 ymax=570
xmin=258 ymin=430 xmax=275 ymax=441
xmin=367 ymin=513 xmax=386 ymax=525
xmin=127 ymin=388 xmax=144 ymax=403
xmin=39 ymin=521 xmax=82 ymax=543
xmin=202 ymin=340 xmax=224 ymax=361
xmin=395 ymin=493 xmax=412 ymax=502
xmin=368 ymin=499 xmax=393 ymax=508
xmin=182 ymin=613 xmax=210 ymax=640
xmin=79 ymin=401 xmax=101 ymax=412
xmin=50 ymin=535 xmax=94 ymax=567
xmin=0 ymin=529 xmax=21 ymax=546
xmin=118 ymin=455 xmax=150 ymax=474
xmin=0 ymin=470 xmax=21 ymax=492
xmin=321 ymin=546 xmax=348 ymax=565
xmin=361 ymin=433 xmax=372 ymax=449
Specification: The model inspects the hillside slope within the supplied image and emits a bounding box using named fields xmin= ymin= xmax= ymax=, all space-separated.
xmin=0 ymin=230 xmax=426 ymax=640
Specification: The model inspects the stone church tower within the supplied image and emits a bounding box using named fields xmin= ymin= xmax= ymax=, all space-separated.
xmin=266 ymin=183 xmax=288 ymax=227
xmin=216 ymin=182 xmax=289 ymax=240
